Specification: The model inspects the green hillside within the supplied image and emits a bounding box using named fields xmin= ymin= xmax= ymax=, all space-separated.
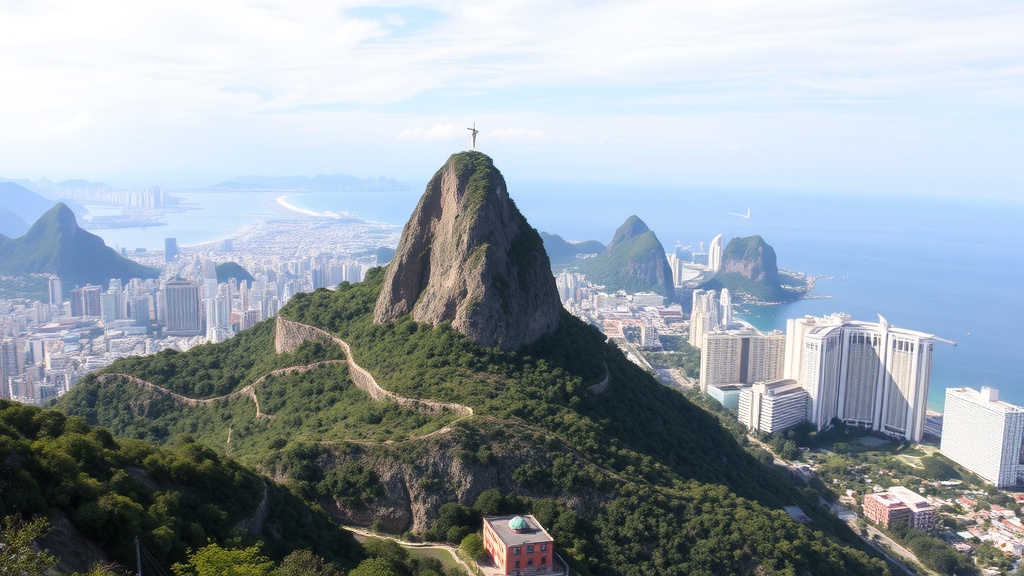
xmin=0 ymin=400 xmax=361 ymax=574
xmin=579 ymin=216 xmax=675 ymax=298
xmin=58 ymin=267 xmax=890 ymax=576
xmin=0 ymin=203 xmax=159 ymax=289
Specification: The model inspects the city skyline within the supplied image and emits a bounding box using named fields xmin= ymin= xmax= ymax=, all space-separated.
xmin=0 ymin=1 xmax=1020 ymax=200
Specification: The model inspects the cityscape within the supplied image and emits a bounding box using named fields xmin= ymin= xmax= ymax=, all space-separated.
xmin=0 ymin=2 xmax=1019 ymax=575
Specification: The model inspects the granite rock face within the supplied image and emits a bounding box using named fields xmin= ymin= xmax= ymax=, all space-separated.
xmin=373 ymin=152 xmax=561 ymax=351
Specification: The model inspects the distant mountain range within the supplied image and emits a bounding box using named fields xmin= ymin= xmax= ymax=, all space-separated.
xmin=0 ymin=181 xmax=61 ymax=236
xmin=209 ymin=174 xmax=409 ymax=191
xmin=540 ymin=232 xmax=605 ymax=270
xmin=0 ymin=203 xmax=159 ymax=287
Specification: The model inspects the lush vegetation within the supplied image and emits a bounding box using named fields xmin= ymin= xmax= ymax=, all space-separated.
xmin=56 ymin=265 xmax=894 ymax=575
xmin=279 ymin=269 xmax=889 ymax=575
xmin=578 ymin=216 xmax=675 ymax=298
xmin=645 ymin=339 xmax=701 ymax=379
xmin=216 ymin=261 xmax=255 ymax=284
xmin=0 ymin=399 xmax=361 ymax=573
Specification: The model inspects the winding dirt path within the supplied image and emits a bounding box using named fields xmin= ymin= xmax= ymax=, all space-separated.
xmin=97 ymin=317 xmax=474 ymax=423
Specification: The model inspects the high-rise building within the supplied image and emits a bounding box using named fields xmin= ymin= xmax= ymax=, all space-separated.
xmin=700 ymin=329 xmax=785 ymax=392
xmin=48 ymin=276 xmax=63 ymax=313
xmin=719 ymin=288 xmax=732 ymax=328
xmin=0 ymin=338 xmax=21 ymax=400
xmin=69 ymin=285 xmax=103 ymax=318
xmin=708 ymin=234 xmax=724 ymax=273
xmin=941 ymin=387 xmax=1024 ymax=488
xmin=738 ymin=379 xmax=809 ymax=433
xmin=165 ymin=238 xmax=178 ymax=263
xmin=689 ymin=289 xmax=719 ymax=349
xmin=785 ymin=314 xmax=934 ymax=442
xmin=164 ymin=279 xmax=201 ymax=336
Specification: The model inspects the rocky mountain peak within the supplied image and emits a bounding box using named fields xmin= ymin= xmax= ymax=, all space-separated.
xmin=608 ymin=215 xmax=650 ymax=248
xmin=372 ymin=152 xmax=562 ymax=351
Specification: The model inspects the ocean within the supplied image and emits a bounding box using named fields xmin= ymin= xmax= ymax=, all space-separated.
xmin=82 ymin=182 xmax=1024 ymax=412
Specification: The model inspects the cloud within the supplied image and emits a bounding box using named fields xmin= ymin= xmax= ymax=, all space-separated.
xmin=397 ymin=124 xmax=462 ymax=140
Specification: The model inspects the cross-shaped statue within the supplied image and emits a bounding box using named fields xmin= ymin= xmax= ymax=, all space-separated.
xmin=467 ymin=123 xmax=479 ymax=150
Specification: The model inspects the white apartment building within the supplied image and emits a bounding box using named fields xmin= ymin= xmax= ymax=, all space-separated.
xmin=785 ymin=314 xmax=934 ymax=442
xmin=689 ymin=289 xmax=720 ymax=349
xmin=738 ymin=379 xmax=809 ymax=433
xmin=941 ymin=387 xmax=1024 ymax=488
xmin=699 ymin=329 xmax=785 ymax=392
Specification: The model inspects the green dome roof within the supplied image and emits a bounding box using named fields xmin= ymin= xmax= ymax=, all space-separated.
xmin=509 ymin=516 xmax=528 ymax=530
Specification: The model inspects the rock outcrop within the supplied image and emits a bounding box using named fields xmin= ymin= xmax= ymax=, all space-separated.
xmin=702 ymin=235 xmax=791 ymax=303
xmin=373 ymin=152 xmax=562 ymax=351
xmin=579 ymin=215 xmax=675 ymax=299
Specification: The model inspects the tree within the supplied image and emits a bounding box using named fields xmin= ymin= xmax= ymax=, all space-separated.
xmin=272 ymin=550 xmax=343 ymax=576
xmin=460 ymin=533 xmax=486 ymax=561
xmin=348 ymin=557 xmax=402 ymax=576
xmin=171 ymin=543 xmax=274 ymax=576
xmin=0 ymin=515 xmax=58 ymax=576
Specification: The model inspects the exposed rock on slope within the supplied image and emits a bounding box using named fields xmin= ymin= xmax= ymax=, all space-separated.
xmin=580 ymin=215 xmax=675 ymax=299
xmin=701 ymin=235 xmax=792 ymax=302
xmin=373 ymin=152 xmax=562 ymax=351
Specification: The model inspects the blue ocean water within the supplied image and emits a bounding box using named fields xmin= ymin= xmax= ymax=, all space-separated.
xmin=86 ymin=183 xmax=1024 ymax=412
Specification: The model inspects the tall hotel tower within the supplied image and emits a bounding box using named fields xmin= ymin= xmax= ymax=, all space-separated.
xmin=689 ymin=289 xmax=720 ymax=349
xmin=785 ymin=314 xmax=934 ymax=442
xmin=708 ymin=234 xmax=724 ymax=273
xmin=164 ymin=279 xmax=202 ymax=336
xmin=941 ymin=387 xmax=1024 ymax=488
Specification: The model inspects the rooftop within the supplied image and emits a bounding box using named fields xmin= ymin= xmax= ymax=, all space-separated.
xmin=484 ymin=515 xmax=554 ymax=548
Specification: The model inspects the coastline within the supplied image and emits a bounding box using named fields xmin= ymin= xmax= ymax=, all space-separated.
xmin=275 ymin=194 xmax=325 ymax=217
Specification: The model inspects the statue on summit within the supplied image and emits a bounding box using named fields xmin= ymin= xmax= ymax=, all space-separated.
xmin=467 ymin=123 xmax=478 ymax=149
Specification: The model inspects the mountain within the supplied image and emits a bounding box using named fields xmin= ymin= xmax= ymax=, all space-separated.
xmin=0 ymin=205 xmax=29 ymax=237
xmin=373 ymin=152 xmax=562 ymax=351
xmin=539 ymin=232 xmax=605 ymax=270
xmin=0 ymin=181 xmax=59 ymax=225
xmin=57 ymin=152 xmax=890 ymax=575
xmin=701 ymin=235 xmax=796 ymax=303
xmin=579 ymin=215 xmax=675 ymax=299
xmin=216 ymin=261 xmax=255 ymax=284
xmin=210 ymin=174 xmax=408 ymax=191
xmin=0 ymin=203 xmax=159 ymax=287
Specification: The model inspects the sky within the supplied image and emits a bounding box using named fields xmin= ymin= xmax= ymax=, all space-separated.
xmin=0 ymin=0 xmax=1021 ymax=198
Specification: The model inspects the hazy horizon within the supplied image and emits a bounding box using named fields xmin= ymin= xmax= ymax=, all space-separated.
xmin=1 ymin=1 xmax=1021 ymax=201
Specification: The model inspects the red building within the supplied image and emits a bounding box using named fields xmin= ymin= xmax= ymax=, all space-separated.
xmin=482 ymin=515 xmax=555 ymax=575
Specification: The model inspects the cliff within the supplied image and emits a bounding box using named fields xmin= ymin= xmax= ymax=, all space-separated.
xmin=702 ymin=235 xmax=792 ymax=302
xmin=373 ymin=152 xmax=562 ymax=351
xmin=579 ymin=215 xmax=675 ymax=299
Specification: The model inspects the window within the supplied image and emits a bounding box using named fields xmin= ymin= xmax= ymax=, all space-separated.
xmin=541 ymin=556 xmax=547 ymax=565
xmin=528 ymin=559 xmax=534 ymax=566
xmin=515 ymin=560 xmax=520 ymax=569
xmin=541 ymin=543 xmax=547 ymax=552
xmin=514 ymin=547 xmax=521 ymax=555
xmin=526 ymin=545 xmax=534 ymax=553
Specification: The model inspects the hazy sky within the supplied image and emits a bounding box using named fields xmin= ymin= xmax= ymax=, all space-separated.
xmin=1 ymin=0 xmax=1021 ymax=197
